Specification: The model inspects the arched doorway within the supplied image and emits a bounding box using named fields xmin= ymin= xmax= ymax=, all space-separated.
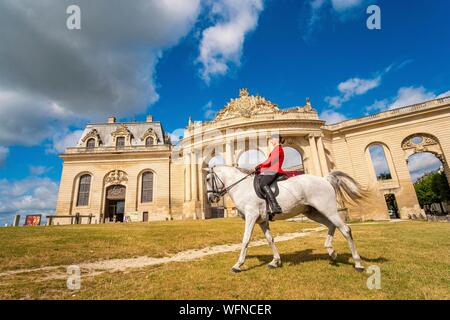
xmin=105 ymin=185 xmax=126 ymax=222
xmin=282 ymin=146 xmax=304 ymax=176
xmin=407 ymin=152 xmax=450 ymax=216
xmin=208 ymin=155 xmax=225 ymax=168
xmin=205 ymin=155 xmax=226 ymax=218
xmin=401 ymin=134 xmax=450 ymax=217
xmin=237 ymin=149 xmax=266 ymax=170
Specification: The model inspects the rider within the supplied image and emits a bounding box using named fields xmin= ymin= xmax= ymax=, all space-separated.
xmin=255 ymin=134 xmax=286 ymax=216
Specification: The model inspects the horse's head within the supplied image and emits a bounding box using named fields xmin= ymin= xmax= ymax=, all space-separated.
xmin=204 ymin=167 xmax=225 ymax=203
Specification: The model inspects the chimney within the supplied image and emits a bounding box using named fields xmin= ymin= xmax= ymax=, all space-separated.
xmin=146 ymin=115 xmax=153 ymax=122
xmin=108 ymin=116 xmax=116 ymax=124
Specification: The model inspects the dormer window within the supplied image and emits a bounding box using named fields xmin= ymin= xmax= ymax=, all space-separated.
xmin=81 ymin=129 xmax=101 ymax=149
xmin=141 ymin=127 xmax=158 ymax=147
xmin=116 ymin=137 xmax=125 ymax=149
xmin=145 ymin=137 xmax=154 ymax=147
xmin=86 ymin=138 xmax=96 ymax=149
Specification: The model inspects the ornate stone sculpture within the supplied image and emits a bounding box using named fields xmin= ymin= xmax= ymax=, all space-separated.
xmin=105 ymin=170 xmax=128 ymax=185
xmin=81 ymin=128 xmax=102 ymax=144
xmin=212 ymin=88 xmax=280 ymax=122
xmin=401 ymin=134 xmax=438 ymax=150
xmin=141 ymin=127 xmax=158 ymax=143
xmin=212 ymin=89 xmax=315 ymax=122
xmin=111 ymin=124 xmax=131 ymax=139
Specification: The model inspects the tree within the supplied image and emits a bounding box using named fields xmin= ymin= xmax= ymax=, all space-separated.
xmin=414 ymin=171 xmax=450 ymax=212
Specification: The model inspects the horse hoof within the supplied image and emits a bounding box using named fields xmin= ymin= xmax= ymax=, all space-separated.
xmin=268 ymin=262 xmax=281 ymax=269
xmin=330 ymin=252 xmax=338 ymax=261
xmin=231 ymin=267 xmax=241 ymax=273
xmin=354 ymin=266 xmax=365 ymax=272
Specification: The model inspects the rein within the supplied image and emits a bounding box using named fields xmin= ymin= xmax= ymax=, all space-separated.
xmin=207 ymin=167 xmax=254 ymax=199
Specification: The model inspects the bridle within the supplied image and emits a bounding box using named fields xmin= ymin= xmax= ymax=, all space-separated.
xmin=206 ymin=167 xmax=254 ymax=200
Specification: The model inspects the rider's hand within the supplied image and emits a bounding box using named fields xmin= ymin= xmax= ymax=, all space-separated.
xmin=254 ymin=165 xmax=261 ymax=172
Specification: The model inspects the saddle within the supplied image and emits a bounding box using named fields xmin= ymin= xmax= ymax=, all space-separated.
xmin=253 ymin=174 xmax=288 ymax=200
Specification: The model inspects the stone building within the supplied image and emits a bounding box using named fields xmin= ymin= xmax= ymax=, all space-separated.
xmin=55 ymin=89 xmax=450 ymax=223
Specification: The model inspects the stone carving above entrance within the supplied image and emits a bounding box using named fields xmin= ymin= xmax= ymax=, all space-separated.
xmin=212 ymin=88 xmax=316 ymax=122
xmin=213 ymin=88 xmax=280 ymax=122
xmin=105 ymin=170 xmax=128 ymax=185
xmin=402 ymin=133 xmax=445 ymax=164
xmin=106 ymin=185 xmax=126 ymax=200
xmin=402 ymin=134 xmax=438 ymax=151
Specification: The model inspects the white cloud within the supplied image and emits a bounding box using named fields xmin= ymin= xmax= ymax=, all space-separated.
xmin=198 ymin=0 xmax=264 ymax=82
xmin=47 ymin=130 xmax=84 ymax=154
xmin=0 ymin=0 xmax=201 ymax=150
xmin=366 ymin=86 xmax=449 ymax=113
xmin=326 ymin=75 xmax=381 ymax=107
xmin=29 ymin=165 xmax=51 ymax=176
xmin=320 ymin=109 xmax=348 ymax=124
xmin=389 ymin=86 xmax=435 ymax=110
xmin=408 ymin=152 xmax=443 ymax=182
xmin=0 ymin=147 xmax=9 ymax=167
xmin=330 ymin=0 xmax=363 ymax=12
xmin=437 ymin=90 xmax=450 ymax=98
xmin=368 ymin=144 xmax=390 ymax=177
xmin=203 ymin=101 xmax=217 ymax=119
xmin=0 ymin=177 xmax=58 ymax=215
xmin=303 ymin=0 xmax=368 ymax=40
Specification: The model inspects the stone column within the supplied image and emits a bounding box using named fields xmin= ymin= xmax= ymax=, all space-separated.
xmin=190 ymin=151 xmax=198 ymax=219
xmin=316 ymin=135 xmax=329 ymax=176
xmin=225 ymin=141 xmax=233 ymax=165
xmin=437 ymin=155 xmax=450 ymax=186
xmin=308 ymin=134 xmax=321 ymax=175
xmin=13 ymin=214 xmax=20 ymax=227
xmin=184 ymin=153 xmax=191 ymax=202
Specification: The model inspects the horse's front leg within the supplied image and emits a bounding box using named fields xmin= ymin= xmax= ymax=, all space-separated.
xmin=259 ymin=221 xmax=282 ymax=269
xmin=231 ymin=214 xmax=258 ymax=273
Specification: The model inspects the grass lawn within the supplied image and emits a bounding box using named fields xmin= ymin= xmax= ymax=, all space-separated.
xmin=0 ymin=219 xmax=449 ymax=299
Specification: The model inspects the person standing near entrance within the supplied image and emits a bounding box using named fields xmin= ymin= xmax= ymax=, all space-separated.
xmin=255 ymin=134 xmax=286 ymax=216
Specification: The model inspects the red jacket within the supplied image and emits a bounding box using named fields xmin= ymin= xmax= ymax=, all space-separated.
xmin=257 ymin=145 xmax=287 ymax=175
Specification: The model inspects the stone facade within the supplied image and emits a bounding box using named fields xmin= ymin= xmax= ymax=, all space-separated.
xmin=55 ymin=89 xmax=450 ymax=223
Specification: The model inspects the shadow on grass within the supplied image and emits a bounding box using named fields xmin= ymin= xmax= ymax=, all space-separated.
xmin=246 ymin=249 xmax=388 ymax=271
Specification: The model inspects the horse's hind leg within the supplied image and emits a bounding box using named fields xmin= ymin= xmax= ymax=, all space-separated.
xmin=328 ymin=215 xmax=364 ymax=271
xmin=325 ymin=225 xmax=337 ymax=261
xmin=303 ymin=208 xmax=338 ymax=261
xmin=259 ymin=221 xmax=282 ymax=269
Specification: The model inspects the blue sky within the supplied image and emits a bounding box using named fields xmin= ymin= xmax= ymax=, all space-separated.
xmin=0 ymin=0 xmax=449 ymax=225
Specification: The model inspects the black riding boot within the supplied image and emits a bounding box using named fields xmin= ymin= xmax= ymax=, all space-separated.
xmin=262 ymin=185 xmax=282 ymax=215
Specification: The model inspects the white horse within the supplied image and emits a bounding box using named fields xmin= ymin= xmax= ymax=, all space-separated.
xmin=204 ymin=165 xmax=369 ymax=273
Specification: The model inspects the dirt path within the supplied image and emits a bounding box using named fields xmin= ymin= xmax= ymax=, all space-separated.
xmin=0 ymin=226 xmax=326 ymax=281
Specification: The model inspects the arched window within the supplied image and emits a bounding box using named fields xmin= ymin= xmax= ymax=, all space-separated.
xmin=145 ymin=137 xmax=154 ymax=147
xmin=86 ymin=138 xmax=96 ymax=149
xmin=116 ymin=137 xmax=125 ymax=148
xmin=237 ymin=149 xmax=266 ymax=170
xmin=208 ymin=155 xmax=225 ymax=168
xmin=368 ymin=144 xmax=392 ymax=180
xmin=282 ymin=147 xmax=303 ymax=171
xmin=76 ymin=174 xmax=91 ymax=206
xmin=141 ymin=172 xmax=154 ymax=203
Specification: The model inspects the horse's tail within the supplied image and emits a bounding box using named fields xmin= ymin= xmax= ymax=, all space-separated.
xmin=325 ymin=171 xmax=370 ymax=204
